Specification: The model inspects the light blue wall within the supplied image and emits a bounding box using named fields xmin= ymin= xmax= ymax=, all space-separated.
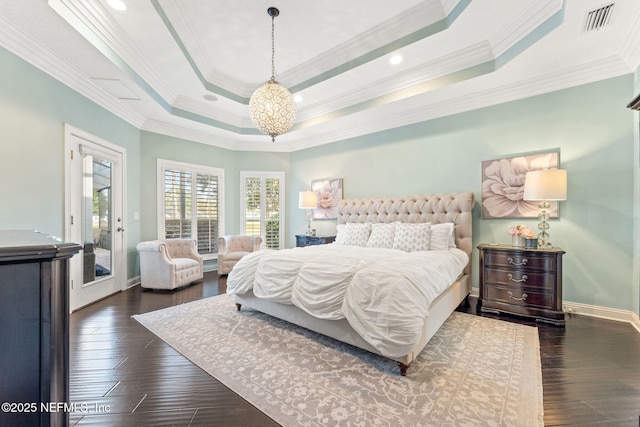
xmin=232 ymin=150 xmax=291 ymax=235
xmin=1 ymin=42 xmax=638 ymax=314
xmin=139 ymin=134 xmax=291 ymax=243
xmin=0 ymin=46 xmax=142 ymax=278
xmin=139 ymin=133 xmax=236 ymax=242
xmin=290 ymin=76 xmax=637 ymax=312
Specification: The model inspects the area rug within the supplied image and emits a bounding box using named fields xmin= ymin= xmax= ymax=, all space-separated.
xmin=133 ymin=294 xmax=543 ymax=427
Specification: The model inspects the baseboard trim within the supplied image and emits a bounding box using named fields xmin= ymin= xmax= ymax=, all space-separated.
xmin=563 ymin=301 xmax=640 ymax=334
xmin=127 ymin=276 xmax=141 ymax=289
xmin=469 ymin=288 xmax=640 ymax=334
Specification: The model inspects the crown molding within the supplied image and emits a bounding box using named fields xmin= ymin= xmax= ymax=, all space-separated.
xmin=441 ymin=0 xmax=463 ymax=15
xmin=45 ymin=0 xmax=565 ymax=142
xmin=172 ymin=96 xmax=245 ymax=127
xmin=138 ymin=56 xmax=632 ymax=153
xmin=287 ymin=56 xmax=632 ymax=152
xmin=619 ymin=12 xmax=640 ymax=71
xmin=4 ymin=6 xmax=631 ymax=156
xmin=49 ymin=0 xmax=177 ymax=103
xmin=281 ymin=0 xmax=456 ymax=91
xmin=151 ymin=0 xmax=458 ymax=100
xmin=491 ymin=0 xmax=563 ymax=56
xmin=0 ymin=14 xmax=145 ymax=128
xmin=151 ymin=0 xmax=250 ymax=99
xmin=2 ymin=1 xmax=634 ymax=155
xmin=231 ymin=138 xmax=296 ymax=153
xmin=141 ymin=119 xmax=237 ymax=151
xmin=141 ymin=118 xmax=292 ymax=153
xmin=296 ymin=42 xmax=494 ymax=124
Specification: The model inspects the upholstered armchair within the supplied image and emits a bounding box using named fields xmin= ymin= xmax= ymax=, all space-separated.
xmin=136 ymin=239 xmax=203 ymax=290
xmin=217 ymin=235 xmax=263 ymax=275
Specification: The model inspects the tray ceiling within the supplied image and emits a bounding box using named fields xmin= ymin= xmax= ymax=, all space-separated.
xmin=0 ymin=0 xmax=639 ymax=151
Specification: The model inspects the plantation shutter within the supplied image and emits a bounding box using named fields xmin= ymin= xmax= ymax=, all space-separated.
xmin=196 ymin=173 xmax=219 ymax=254
xmin=264 ymin=178 xmax=280 ymax=249
xmin=164 ymin=169 xmax=192 ymax=239
xmin=241 ymin=172 xmax=284 ymax=250
xmin=244 ymin=177 xmax=261 ymax=237
xmin=159 ymin=160 xmax=224 ymax=257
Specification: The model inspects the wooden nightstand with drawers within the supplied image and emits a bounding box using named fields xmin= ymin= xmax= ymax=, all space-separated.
xmin=478 ymin=244 xmax=565 ymax=326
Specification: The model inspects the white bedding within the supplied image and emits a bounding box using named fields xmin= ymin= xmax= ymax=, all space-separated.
xmin=226 ymin=244 xmax=468 ymax=358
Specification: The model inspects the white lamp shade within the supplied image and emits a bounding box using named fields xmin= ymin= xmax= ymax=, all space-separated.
xmin=523 ymin=169 xmax=567 ymax=201
xmin=299 ymin=191 xmax=318 ymax=209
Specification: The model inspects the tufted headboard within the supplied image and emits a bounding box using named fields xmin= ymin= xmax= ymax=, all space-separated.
xmin=336 ymin=192 xmax=475 ymax=276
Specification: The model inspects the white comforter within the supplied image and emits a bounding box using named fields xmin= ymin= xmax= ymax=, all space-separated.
xmin=226 ymin=244 xmax=468 ymax=358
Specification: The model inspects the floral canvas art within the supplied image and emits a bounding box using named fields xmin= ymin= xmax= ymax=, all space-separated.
xmin=481 ymin=151 xmax=559 ymax=218
xmin=311 ymin=178 xmax=343 ymax=219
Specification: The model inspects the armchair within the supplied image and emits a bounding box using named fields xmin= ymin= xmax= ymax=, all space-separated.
xmin=217 ymin=235 xmax=263 ymax=275
xmin=136 ymin=239 xmax=203 ymax=290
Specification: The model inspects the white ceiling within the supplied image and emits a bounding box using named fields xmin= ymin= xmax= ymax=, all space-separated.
xmin=0 ymin=0 xmax=639 ymax=152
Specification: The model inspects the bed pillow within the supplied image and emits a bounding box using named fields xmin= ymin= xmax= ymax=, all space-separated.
xmin=429 ymin=222 xmax=456 ymax=250
xmin=334 ymin=224 xmax=347 ymax=245
xmin=338 ymin=222 xmax=372 ymax=247
xmin=366 ymin=223 xmax=396 ymax=248
xmin=392 ymin=222 xmax=431 ymax=252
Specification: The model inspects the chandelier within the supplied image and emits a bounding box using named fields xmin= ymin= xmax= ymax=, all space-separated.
xmin=249 ymin=7 xmax=296 ymax=142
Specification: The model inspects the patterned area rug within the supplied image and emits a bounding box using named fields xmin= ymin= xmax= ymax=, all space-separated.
xmin=133 ymin=294 xmax=543 ymax=427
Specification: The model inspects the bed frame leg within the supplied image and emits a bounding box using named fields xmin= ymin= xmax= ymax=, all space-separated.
xmin=236 ymin=303 xmax=242 ymax=311
xmin=397 ymin=362 xmax=409 ymax=376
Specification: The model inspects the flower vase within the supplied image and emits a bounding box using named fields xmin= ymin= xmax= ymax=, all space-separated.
xmin=512 ymin=235 xmax=525 ymax=248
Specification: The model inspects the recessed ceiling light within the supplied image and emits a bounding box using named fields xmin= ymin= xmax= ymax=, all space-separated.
xmin=107 ymin=0 xmax=127 ymax=11
xmin=203 ymin=94 xmax=218 ymax=102
xmin=390 ymin=54 xmax=403 ymax=65
xmin=294 ymin=94 xmax=303 ymax=104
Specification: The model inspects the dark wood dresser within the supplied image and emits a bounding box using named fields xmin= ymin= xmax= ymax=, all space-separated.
xmin=478 ymin=244 xmax=565 ymax=326
xmin=0 ymin=230 xmax=81 ymax=427
xmin=295 ymin=235 xmax=336 ymax=247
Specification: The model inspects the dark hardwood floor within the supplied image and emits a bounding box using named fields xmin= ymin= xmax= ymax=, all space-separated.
xmin=69 ymin=272 xmax=640 ymax=426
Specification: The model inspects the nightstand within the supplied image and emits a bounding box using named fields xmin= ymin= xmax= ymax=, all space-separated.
xmin=295 ymin=235 xmax=336 ymax=247
xmin=478 ymin=244 xmax=565 ymax=326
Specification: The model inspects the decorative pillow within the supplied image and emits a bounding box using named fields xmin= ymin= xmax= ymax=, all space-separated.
xmin=429 ymin=222 xmax=456 ymax=250
xmin=341 ymin=222 xmax=372 ymax=247
xmin=393 ymin=222 xmax=431 ymax=252
xmin=366 ymin=223 xmax=396 ymax=248
xmin=334 ymin=224 xmax=347 ymax=245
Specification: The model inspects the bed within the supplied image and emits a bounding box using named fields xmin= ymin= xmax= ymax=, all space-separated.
xmin=227 ymin=192 xmax=474 ymax=375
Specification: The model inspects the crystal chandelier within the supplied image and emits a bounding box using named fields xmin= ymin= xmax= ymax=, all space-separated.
xmin=249 ymin=7 xmax=296 ymax=142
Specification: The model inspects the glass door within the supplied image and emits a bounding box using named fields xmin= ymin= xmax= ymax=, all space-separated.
xmin=82 ymin=155 xmax=113 ymax=284
xmin=65 ymin=125 xmax=125 ymax=311
xmin=240 ymin=172 xmax=284 ymax=249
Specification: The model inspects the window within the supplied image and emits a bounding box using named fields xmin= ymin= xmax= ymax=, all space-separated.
xmin=241 ymin=171 xmax=284 ymax=249
xmin=158 ymin=160 xmax=224 ymax=258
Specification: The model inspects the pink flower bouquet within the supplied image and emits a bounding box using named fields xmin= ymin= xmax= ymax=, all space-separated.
xmin=508 ymin=225 xmax=535 ymax=239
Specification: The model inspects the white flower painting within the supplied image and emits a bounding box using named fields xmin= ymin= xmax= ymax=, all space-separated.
xmin=481 ymin=151 xmax=559 ymax=218
xmin=311 ymin=178 xmax=343 ymax=219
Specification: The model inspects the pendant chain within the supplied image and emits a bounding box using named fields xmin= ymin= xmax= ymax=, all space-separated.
xmin=271 ymin=15 xmax=276 ymax=80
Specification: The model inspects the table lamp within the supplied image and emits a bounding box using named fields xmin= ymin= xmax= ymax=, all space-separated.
xmin=298 ymin=191 xmax=318 ymax=236
xmin=523 ymin=169 xmax=567 ymax=249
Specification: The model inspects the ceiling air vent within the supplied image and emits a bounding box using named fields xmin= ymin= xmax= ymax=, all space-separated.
xmin=583 ymin=3 xmax=615 ymax=32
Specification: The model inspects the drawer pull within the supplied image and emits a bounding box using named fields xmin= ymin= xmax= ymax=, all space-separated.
xmin=507 ymin=257 xmax=527 ymax=266
xmin=508 ymin=291 xmax=528 ymax=301
xmin=507 ymin=273 xmax=527 ymax=283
